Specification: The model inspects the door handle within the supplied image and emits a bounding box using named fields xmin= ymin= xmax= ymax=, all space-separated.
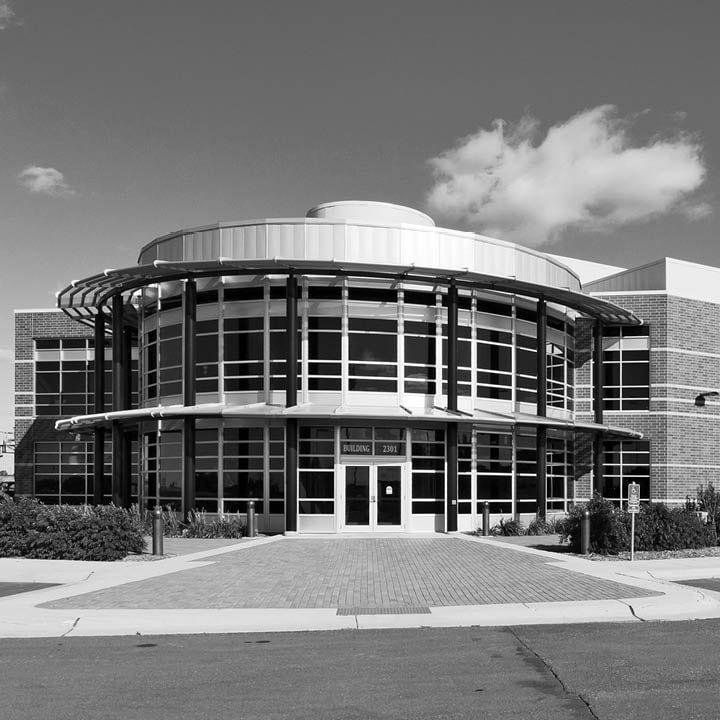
xmin=370 ymin=496 xmax=376 ymax=502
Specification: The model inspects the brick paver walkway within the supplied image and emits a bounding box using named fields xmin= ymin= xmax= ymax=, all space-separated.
xmin=42 ymin=537 xmax=659 ymax=611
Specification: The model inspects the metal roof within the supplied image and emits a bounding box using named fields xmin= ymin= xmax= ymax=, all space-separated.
xmin=57 ymin=258 xmax=642 ymax=325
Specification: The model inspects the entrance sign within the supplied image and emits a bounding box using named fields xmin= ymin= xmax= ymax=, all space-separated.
xmin=340 ymin=441 xmax=372 ymax=455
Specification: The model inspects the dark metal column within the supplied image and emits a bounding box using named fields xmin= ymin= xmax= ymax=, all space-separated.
xmin=593 ymin=319 xmax=604 ymax=496
xmin=111 ymin=294 xmax=129 ymax=507
xmin=93 ymin=310 xmax=106 ymax=505
xmin=183 ymin=279 xmax=197 ymax=517
xmin=446 ymin=279 xmax=458 ymax=532
xmin=285 ymin=419 xmax=298 ymax=533
xmin=535 ymin=298 xmax=547 ymax=519
xmin=285 ymin=273 xmax=298 ymax=533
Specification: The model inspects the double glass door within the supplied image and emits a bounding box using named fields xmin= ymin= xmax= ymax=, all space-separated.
xmin=344 ymin=464 xmax=403 ymax=530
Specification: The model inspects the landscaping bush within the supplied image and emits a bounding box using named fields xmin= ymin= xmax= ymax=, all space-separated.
xmin=0 ymin=495 xmax=144 ymax=561
xmin=526 ymin=517 xmax=553 ymax=535
xmin=561 ymin=493 xmax=629 ymax=554
xmin=137 ymin=506 xmax=245 ymax=539
xmin=561 ymin=493 xmax=716 ymax=554
xmin=694 ymin=483 xmax=720 ymax=545
xmin=634 ymin=503 xmax=713 ymax=551
xmin=491 ymin=517 xmax=524 ymax=536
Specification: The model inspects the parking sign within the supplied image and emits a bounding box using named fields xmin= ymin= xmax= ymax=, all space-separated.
xmin=628 ymin=483 xmax=640 ymax=514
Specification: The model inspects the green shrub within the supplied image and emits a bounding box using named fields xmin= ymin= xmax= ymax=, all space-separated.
xmin=562 ymin=493 xmax=629 ymax=554
xmin=526 ymin=517 xmax=553 ymax=535
xmin=634 ymin=503 xmax=713 ymax=551
xmin=695 ymin=483 xmax=720 ymax=545
xmin=0 ymin=495 xmax=144 ymax=561
xmin=491 ymin=517 xmax=524 ymax=536
xmin=137 ymin=506 xmax=245 ymax=539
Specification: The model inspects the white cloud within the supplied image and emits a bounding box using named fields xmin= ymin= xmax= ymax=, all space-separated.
xmin=18 ymin=166 xmax=77 ymax=197
xmin=0 ymin=1 xmax=15 ymax=30
xmin=426 ymin=105 xmax=708 ymax=246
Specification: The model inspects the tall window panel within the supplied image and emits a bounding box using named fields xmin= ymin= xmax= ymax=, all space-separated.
xmin=223 ymin=427 xmax=264 ymax=512
xmin=195 ymin=319 xmax=219 ymax=395
xmin=223 ymin=286 xmax=264 ymax=393
xmin=457 ymin=426 xmax=473 ymax=514
xmin=547 ymin=435 xmax=573 ymax=511
xmin=405 ymin=320 xmax=437 ymax=394
xmin=601 ymin=440 xmax=651 ymax=505
xmin=476 ymin=429 xmax=513 ymax=514
xmin=602 ymin=326 xmax=650 ymax=411
xmin=411 ymin=428 xmax=445 ymax=514
xmin=157 ymin=428 xmax=182 ymax=510
xmin=476 ymin=329 xmax=512 ymax=401
xmin=195 ymin=427 xmax=219 ymax=511
xmin=307 ymin=316 xmax=342 ymax=391
xmin=268 ymin=427 xmax=285 ymax=514
xmin=516 ymin=430 xmax=537 ymax=513
xmin=441 ymin=324 xmax=472 ymax=397
xmin=298 ymin=427 xmax=335 ymax=514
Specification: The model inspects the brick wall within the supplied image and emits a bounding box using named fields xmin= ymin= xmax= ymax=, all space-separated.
xmin=575 ymin=293 xmax=720 ymax=505
xmin=14 ymin=310 xmax=94 ymax=495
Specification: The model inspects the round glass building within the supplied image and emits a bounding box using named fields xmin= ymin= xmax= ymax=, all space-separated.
xmin=56 ymin=201 xmax=640 ymax=533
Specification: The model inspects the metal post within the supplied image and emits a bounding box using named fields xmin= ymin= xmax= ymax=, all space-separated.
xmin=93 ymin=310 xmax=106 ymax=506
xmin=630 ymin=512 xmax=635 ymax=562
xmin=593 ymin=321 xmax=605 ymax=496
xmin=580 ymin=509 xmax=590 ymax=555
xmin=482 ymin=501 xmax=490 ymax=537
xmin=446 ymin=280 xmax=459 ymax=532
xmin=286 ymin=273 xmax=298 ymax=408
xmin=536 ymin=299 xmax=547 ymax=519
xmin=246 ymin=500 xmax=257 ymax=538
xmin=152 ymin=506 xmax=164 ymax=556
xmin=285 ymin=418 xmax=298 ymax=533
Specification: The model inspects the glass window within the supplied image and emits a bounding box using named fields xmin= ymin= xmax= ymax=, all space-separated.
xmin=602 ymin=326 xmax=650 ymax=411
xmin=298 ymin=426 xmax=334 ymax=514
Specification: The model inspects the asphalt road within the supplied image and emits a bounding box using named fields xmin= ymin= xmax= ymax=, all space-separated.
xmin=3 ymin=621 xmax=720 ymax=720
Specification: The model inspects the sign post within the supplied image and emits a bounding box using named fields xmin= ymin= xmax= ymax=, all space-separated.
xmin=627 ymin=482 xmax=640 ymax=561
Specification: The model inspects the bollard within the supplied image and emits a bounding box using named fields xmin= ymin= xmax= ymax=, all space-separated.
xmin=482 ymin=501 xmax=490 ymax=536
xmin=580 ymin=509 xmax=590 ymax=555
xmin=152 ymin=506 xmax=164 ymax=556
xmin=246 ymin=499 xmax=257 ymax=538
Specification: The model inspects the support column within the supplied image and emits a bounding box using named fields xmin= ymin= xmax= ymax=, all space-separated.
xmin=446 ymin=279 xmax=458 ymax=532
xmin=183 ymin=279 xmax=197 ymax=517
xmin=111 ymin=294 xmax=130 ymax=507
xmin=93 ymin=310 xmax=106 ymax=505
xmin=285 ymin=274 xmax=298 ymax=533
xmin=593 ymin=320 xmax=604 ymax=496
xmin=535 ymin=298 xmax=547 ymax=519
xmin=285 ymin=419 xmax=298 ymax=533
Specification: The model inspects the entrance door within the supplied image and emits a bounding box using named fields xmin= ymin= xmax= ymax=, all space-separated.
xmin=344 ymin=464 xmax=403 ymax=530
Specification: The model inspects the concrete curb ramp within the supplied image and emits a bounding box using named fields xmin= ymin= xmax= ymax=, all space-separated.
xmin=0 ymin=534 xmax=719 ymax=638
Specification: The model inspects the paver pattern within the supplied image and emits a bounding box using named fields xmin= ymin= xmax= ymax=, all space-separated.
xmin=43 ymin=537 xmax=659 ymax=610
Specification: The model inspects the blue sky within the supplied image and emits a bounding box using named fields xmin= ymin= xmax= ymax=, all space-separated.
xmin=1 ymin=0 xmax=718 ymax=445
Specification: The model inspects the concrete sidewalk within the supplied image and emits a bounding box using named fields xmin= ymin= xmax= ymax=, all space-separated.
xmin=1 ymin=533 xmax=720 ymax=638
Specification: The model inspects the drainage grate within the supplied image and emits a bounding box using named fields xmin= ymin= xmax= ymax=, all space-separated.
xmin=337 ymin=606 xmax=431 ymax=616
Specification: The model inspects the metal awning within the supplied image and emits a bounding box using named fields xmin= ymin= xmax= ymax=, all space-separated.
xmin=55 ymin=402 xmax=641 ymax=439
xmin=56 ymin=258 xmax=642 ymax=325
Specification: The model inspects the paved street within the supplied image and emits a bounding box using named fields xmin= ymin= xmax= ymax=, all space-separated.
xmin=3 ymin=621 xmax=720 ymax=720
xmin=41 ymin=536 xmax=658 ymax=611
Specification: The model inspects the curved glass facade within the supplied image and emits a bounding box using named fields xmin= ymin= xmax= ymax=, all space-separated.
xmin=52 ymin=202 xmax=641 ymax=532
xmin=140 ymin=279 xmax=575 ymax=413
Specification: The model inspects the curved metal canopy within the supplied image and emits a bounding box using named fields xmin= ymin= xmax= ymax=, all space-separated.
xmin=57 ymin=258 xmax=642 ymax=325
xmin=54 ymin=402 xmax=642 ymax=439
